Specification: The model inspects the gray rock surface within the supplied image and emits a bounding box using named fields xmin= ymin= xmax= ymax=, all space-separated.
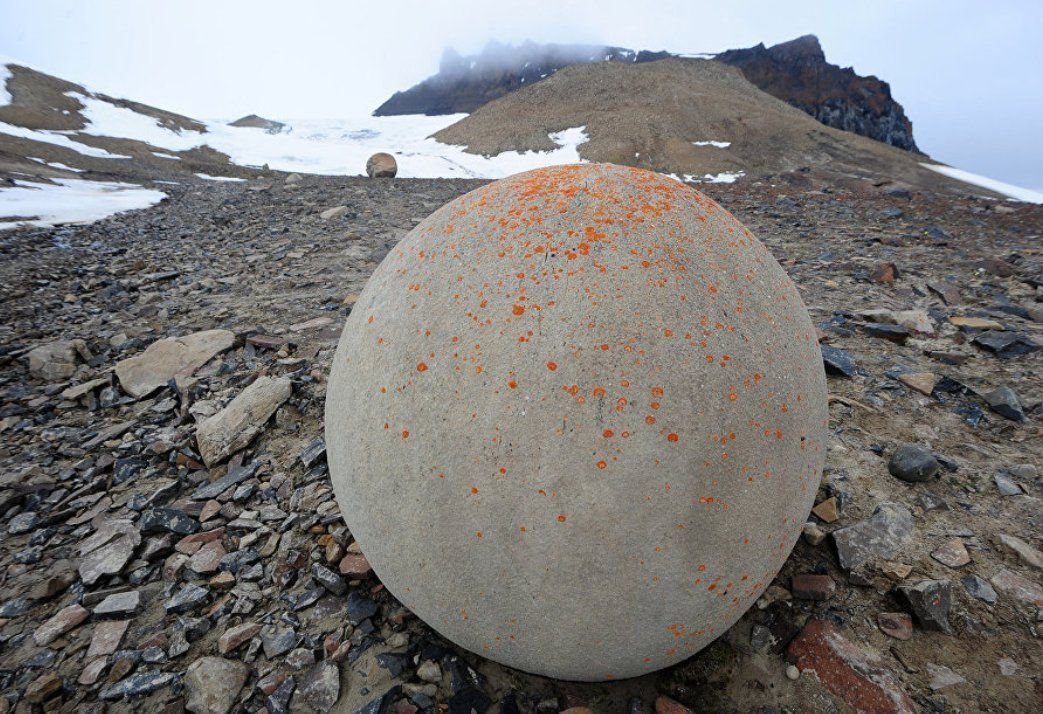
xmin=195 ymin=375 xmax=292 ymax=465
xmin=325 ymin=164 xmax=829 ymax=680
xmin=115 ymin=329 xmax=234 ymax=398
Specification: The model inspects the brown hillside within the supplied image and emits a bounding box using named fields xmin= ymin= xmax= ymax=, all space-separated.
xmin=433 ymin=58 xmax=973 ymax=194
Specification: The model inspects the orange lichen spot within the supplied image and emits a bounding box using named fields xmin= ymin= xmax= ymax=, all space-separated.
xmin=383 ymin=422 xmax=389 ymax=430
xmin=546 ymin=361 xmax=558 ymax=371
xmin=475 ymin=531 xmax=482 ymax=538
xmin=519 ymin=526 xmax=527 ymax=532
xmin=664 ymin=328 xmax=674 ymax=337
xmin=600 ymin=343 xmax=610 ymax=351
xmin=516 ymin=272 xmax=525 ymax=279
xmin=401 ymin=430 xmax=410 ymax=439
xmin=379 ymin=387 xmax=386 ymax=394
xmin=367 ymin=315 xmax=375 ymax=324
xmin=645 ymin=415 xmax=656 ymax=425
xmin=512 ymin=304 xmax=525 ymax=316
xmin=416 ymin=362 xmax=428 ymax=372
xmin=557 ymin=514 xmax=567 ymax=523
xmin=537 ymin=488 xmax=547 ymax=496
xmin=592 ymin=386 xmax=606 ymax=397
xmin=507 ymin=380 xmax=518 ymax=389
xmin=499 ymin=467 xmax=507 ymax=475
xmin=603 ymin=429 xmax=614 ymax=438
xmin=596 ymin=460 xmax=608 ymax=470
xmin=650 ymin=401 xmax=661 ymax=410
xmin=728 ymin=389 xmax=738 ymax=402
xmin=470 ymin=487 xmax=479 ymax=494
xmin=651 ymin=386 xmax=664 ymax=397
xmin=667 ymin=432 xmax=679 ymax=443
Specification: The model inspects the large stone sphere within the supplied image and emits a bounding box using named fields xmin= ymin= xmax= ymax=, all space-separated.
xmin=366 ymin=152 xmax=397 ymax=178
xmin=325 ymin=163 xmax=827 ymax=681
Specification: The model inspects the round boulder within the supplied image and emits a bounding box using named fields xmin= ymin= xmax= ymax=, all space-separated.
xmin=366 ymin=152 xmax=397 ymax=178
xmin=325 ymin=163 xmax=828 ymax=681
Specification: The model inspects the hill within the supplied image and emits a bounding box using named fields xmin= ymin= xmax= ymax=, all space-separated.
xmin=374 ymin=36 xmax=917 ymax=151
xmin=432 ymin=58 xmax=958 ymax=193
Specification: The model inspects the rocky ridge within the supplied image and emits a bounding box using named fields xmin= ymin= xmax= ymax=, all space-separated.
xmin=717 ymin=35 xmax=918 ymax=151
xmin=374 ymin=36 xmax=918 ymax=152
xmin=0 ymin=169 xmax=1039 ymax=711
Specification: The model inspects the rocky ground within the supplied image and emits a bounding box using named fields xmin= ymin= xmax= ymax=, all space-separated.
xmin=0 ymin=171 xmax=1040 ymax=713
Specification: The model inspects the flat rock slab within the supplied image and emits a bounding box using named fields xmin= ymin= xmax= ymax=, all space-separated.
xmin=787 ymin=618 xmax=915 ymax=714
xmin=116 ymin=329 xmax=234 ymax=398
xmin=832 ymin=502 xmax=914 ymax=570
xmin=184 ymin=656 xmax=249 ymax=714
xmin=196 ymin=376 xmax=292 ymax=465
xmin=78 ymin=520 xmax=142 ymax=586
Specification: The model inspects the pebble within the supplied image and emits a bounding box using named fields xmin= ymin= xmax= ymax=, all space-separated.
xmin=961 ymin=574 xmax=998 ymax=604
xmin=898 ymin=579 xmax=953 ymax=633
xmin=99 ymin=670 xmax=177 ymax=700
xmin=888 ymin=444 xmax=940 ymax=482
xmin=218 ymin=621 xmax=261 ymax=654
xmin=997 ymin=534 xmax=1043 ymax=570
xmin=832 ymin=502 xmax=913 ymax=570
xmin=296 ymin=660 xmax=340 ymax=712
xmin=184 ymin=656 xmax=249 ymax=714
xmin=877 ymin=612 xmax=913 ymax=640
xmin=931 ymin=539 xmax=971 ymax=568
xmin=982 ymin=386 xmax=1025 ymax=422
xmin=791 ymin=574 xmax=836 ymax=600
xmin=93 ymin=590 xmax=142 ymax=617
xmin=785 ymin=664 xmax=800 ymax=680
xmin=33 ymin=603 xmax=89 ymax=646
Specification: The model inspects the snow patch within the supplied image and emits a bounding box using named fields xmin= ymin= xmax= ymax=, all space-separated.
xmin=0 ymin=178 xmax=166 ymax=231
xmin=201 ymin=116 xmax=588 ymax=179
xmin=28 ymin=157 xmax=84 ymax=172
xmin=692 ymin=140 xmax=731 ymax=148
xmin=194 ymin=173 xmax=245 ymax=182
xmin=152 ymin=151 xmax=181 ymax=160
xmin=0 ymin=120 xmax=132 ymax=159
xmin=74 ymin=93 xmax=205 ymax=151
xmin=921 ymin=163 xmax=1043 ymax=204
xmin=669 ymin=171 xmax=745 ymax=184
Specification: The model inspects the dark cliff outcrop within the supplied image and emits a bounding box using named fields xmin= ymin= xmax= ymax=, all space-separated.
xmin=716 ymin=35 xmax=917 ymax=151
xmin=374 ymin=36 xmax=919 ymax=152
xmin=373 ymin=41 xmax=669 ymax=116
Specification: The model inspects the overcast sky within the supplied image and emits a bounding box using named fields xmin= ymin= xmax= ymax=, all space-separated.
xmin=2 ymin=0 xmax=1041 ymax=189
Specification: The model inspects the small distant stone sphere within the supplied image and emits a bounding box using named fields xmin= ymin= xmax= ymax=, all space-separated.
xmin=366 ymin=152 xmax=397 ymax=178
xmin=325 ymin=163 xmax=828 ymax=681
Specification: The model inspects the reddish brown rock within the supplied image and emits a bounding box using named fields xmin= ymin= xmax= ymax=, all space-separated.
xmin=339 ymin=553 xmax=372 ymax=577
xmin=218 ymin=621 xmax=261 ymax=654
xmin=33 ymin=603 xmax=89 ymax=646
xmin=791 ymin=574 xmax=836 ymax=600
xmin=176 ymin=528 xmax=225 ymax=555
xmin=655 ymin=695 xmax=694 ymax=714
xmin=871 ymin=261 xmax=898 ymax=285
xmin=788 ymin=618 xmax=915 ymax=714
xmin=877 ymin=612 xmax=913 ymax=640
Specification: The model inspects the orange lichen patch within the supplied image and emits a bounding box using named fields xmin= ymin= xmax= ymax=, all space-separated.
xmin=645 ymin=415 xmax=656 ymax=425
xmin=557 ymin=514 xmax=567 ymax=522
xmin=507 ymin=380 xmax=518 ymax=389
xmin=401 ymin=430 xmax=410 ymax=438
xmin=470 ymin=487 xmax=479 ymax=494
xmin=416 ymin=362 xmax=428 ymax=372
xmin=512 ymin=304 xmax=525 ymax=316
xmin=603 ymin=429 xmax=614 ymax=438
xmin=596 ymin=460 xmax=608 ymax=470
xmin=546 ymin=361 xmax=558 ymax=371
xmin=475 ymin=531 xmax=482 ymax=538
xmin=667 ymin=433 xmax=679 ymax=443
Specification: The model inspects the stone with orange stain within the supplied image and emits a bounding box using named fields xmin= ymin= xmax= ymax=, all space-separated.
xmin=325 ymin=163 xmax=828 ymax=681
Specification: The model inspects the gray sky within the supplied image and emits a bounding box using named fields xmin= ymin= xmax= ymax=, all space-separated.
xmin=2 ymin=0 xmax=1041 ymax=189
